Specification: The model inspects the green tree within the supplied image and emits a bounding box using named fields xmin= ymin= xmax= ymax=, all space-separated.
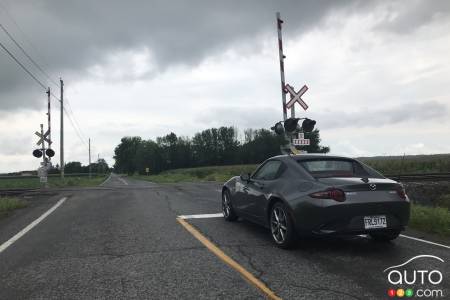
xmin=113 ymin=136 xmax=142 ymax=174
xmin=302 ymin=129 xmax=330 ymax=153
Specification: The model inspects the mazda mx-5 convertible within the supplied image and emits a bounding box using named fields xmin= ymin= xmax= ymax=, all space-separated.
xmin=221 ymin=154 xmax=410 ymax=248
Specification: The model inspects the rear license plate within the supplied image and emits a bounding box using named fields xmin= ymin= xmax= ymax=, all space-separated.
xmin=364 ymin=215 xmax=387 ymax=229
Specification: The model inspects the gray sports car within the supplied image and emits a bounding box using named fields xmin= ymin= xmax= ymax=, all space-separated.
xmin=222 ymin=154 xmax=410 ymax=248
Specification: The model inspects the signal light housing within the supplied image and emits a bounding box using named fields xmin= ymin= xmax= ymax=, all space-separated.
xmin=46 ymin=149 xmax=55 ymax=157
xmin=283 ymin=118 xmax=300 ymax=133
xmin=302 ymin=118 xmax=316 ymax=133
xmin=309 ymin=188 xmax=346 ymax=202
xmin=33 ymin=149 xmax=43 ymax=158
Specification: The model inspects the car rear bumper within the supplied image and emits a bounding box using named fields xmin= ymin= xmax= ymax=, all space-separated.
xmin=290 ymin=199 xmax=410 ymax=236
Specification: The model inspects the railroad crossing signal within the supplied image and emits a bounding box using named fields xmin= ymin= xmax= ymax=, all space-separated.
xmin=285 ymin=84 xmax=309 ymax=111
xmin=35 ymin=129 xmax=51 ymax=146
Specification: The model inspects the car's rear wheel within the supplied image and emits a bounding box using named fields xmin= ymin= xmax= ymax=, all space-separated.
xmin=369 ymin=229 xmax=400 ymax=242
xmin=270 ymin=202 xmax=296 ymax=249
xmin=222 ymin=190 xmax=238 ymax=221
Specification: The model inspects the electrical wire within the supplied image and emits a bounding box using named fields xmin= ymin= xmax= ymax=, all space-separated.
xmin=0 ymin=39 xmax=89 ymax=150
xmin=0 ymin=1 xmax=58 ymax=87
xmin=0 ymin=23 xmax=59 ymax=87
xmin=0 ymin=39 xmax=47 ymax=89
xmin=0 ymin=5 xmax=90 ymax=152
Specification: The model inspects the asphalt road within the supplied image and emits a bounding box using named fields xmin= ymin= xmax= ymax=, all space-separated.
xmin=0 ymin=174 xmax=448 ymax=299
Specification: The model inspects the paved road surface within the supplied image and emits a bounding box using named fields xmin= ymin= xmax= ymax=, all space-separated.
xmin=0 ymin=174 xmax=448 ymax=299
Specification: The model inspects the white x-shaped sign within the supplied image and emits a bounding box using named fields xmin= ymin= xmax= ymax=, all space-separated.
xmin=285 ymin=84 xmax=309 ymax=111
xmin=35 ymin=130 xmax=51 ymax=146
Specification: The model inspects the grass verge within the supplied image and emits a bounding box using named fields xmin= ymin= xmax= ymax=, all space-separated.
xmin=409 ymin=204 xmax=450 ymax=238
xmin=0 ymin=175 xmax=108 ymax=189
xmin=0 ymin=197 xmax=27 ymax=218
xmin=133 ymin=165 xmax=258 ymax=183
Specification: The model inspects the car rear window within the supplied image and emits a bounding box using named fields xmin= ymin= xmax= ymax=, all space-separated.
xmin=299 ymin=159 xmax=369 ymax=178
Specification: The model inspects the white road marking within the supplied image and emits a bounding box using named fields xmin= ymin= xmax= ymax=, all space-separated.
xmin=399 ymin=234 xmax=450 ymax=250
xmin=0 ymin=197 xmax=67 ymax=254
xmin=100 ymin=173 xmax=113 ymax=186
xmin=178 ymin=213 xmax=223 ymax=219
xmin=360 ymin=233 xmax=450 ymax=250
xmin=117 ymin=176 xmax=128 ymax=185
xmin=179 ymin=213 xmax=450 ymax=250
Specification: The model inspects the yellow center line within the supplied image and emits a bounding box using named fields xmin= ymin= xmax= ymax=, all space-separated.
xmin=177 ymin=217 xmax=282 ymax=300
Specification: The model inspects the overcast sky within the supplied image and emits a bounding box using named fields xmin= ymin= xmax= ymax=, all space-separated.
xmin=1 ymin=0 xmax=449 ymax=173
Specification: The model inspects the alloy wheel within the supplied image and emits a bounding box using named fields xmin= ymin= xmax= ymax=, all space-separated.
xmin=271 ymin=206 xmax=288 ymax=244
xmin=222 ymin=193 xmax=230 ymax=218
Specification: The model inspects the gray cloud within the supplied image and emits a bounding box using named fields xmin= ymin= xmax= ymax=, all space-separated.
xmin=312 ymin=101 xmax=448 ymax=129
xmin=373 ymin=0 xmax=450 ymax=34
xmin=0 ymin=0 xmax=418 ymax=111
xmin=198 ymin=100 xmax=448 ymax=131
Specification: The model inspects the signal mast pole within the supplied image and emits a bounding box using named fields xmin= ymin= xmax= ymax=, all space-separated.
xmin=60 ymin=78 xmax=64 ymax=179
xmin=277 ymin=12 xmax=294 ymax=121
xmin=46 ymin=87 xmax=51 ymax=159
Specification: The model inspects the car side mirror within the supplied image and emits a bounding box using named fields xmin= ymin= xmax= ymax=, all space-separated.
xmin=240 ymin=173 xmax=251 ymax=182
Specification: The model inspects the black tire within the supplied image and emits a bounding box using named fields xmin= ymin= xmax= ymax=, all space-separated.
xmin=270 ymin=202 xmax=296 ymax=249
xmin=222 ymin=189 xmax=238 ymax=221
xmin=369 ymin=229 xmax=400 ymax=242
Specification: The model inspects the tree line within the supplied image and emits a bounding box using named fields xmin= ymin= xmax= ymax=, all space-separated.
xmin=113 ymin=127 xmax=329 ymax=175
xmin=48 ymin=159 xmax=110 ymax=174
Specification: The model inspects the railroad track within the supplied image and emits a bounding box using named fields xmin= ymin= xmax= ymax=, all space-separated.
xmin=386 ymin=172 xmax=450 ymax=182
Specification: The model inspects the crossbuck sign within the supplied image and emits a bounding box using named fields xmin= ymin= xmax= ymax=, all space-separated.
xmin=285 ymin=84 xmax=308 ymax=111
xmin=35 ymin=130 xmax=51 ymax=146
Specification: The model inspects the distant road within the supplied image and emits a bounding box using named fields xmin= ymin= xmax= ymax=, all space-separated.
xmin=0 ymin=174 xmax=448 ymax=299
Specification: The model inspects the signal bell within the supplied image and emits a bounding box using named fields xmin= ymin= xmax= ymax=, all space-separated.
xmin=271 ymin=122 xmax=285 ymax=135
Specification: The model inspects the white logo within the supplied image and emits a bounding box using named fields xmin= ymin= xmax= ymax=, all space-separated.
xmin=384 ymin=255 xmax=445 ymax=298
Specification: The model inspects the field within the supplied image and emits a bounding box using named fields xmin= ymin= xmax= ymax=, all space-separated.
xmin=0 ymin=175 xmax=108 ymax=189
xmin=358 ymin=154 xmax=450 ymax=174
xmin=134 ymin=164 xmax=258 ymax=183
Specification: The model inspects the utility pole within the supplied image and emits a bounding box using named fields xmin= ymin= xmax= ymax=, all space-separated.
xmin=88 ymin=138 xmax=91 ymax=179
xmin=60 ymin=78 xmax=64 ymax=179
xmin=46 ymin=87 xmax=51 ymax=160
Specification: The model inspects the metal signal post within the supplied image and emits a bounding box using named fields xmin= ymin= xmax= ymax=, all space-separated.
xmin=276 ymin=12 xmax=289 ymax=121
xmin=60 ymin=78 xmax=64 ymax=179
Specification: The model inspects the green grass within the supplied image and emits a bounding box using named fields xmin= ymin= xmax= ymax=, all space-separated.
xmin=409 ymin=204 xmax=450 ymax=238
xmin=134 ymin=164 xmax=258 ymax=183
xmin=0 ymin=175 xmax=108 ymax=189
xmin=0 ymin=197 xmax=27 ymax=217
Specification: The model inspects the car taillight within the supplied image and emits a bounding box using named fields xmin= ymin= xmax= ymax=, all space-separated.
xmin=309 ymin=188 xmax=346 ymax=202
xmin=396 ymin=185 xmax=407 ymax=200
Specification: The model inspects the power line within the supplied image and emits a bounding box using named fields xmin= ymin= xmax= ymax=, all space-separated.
xmin=0 ymin=9 xmax=90 ymax=153
xmin=63 ymin=105 xmax=89 ymax=149
xmin=0 ymin=39 xmax=46 ymax=89
xmin=0 ymin=23 xmax=59 ymax=87
xmin=65 ymin=97 xmax=88 ymax=142
xmin=0 ymin=1 xmax=58 ymax=86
